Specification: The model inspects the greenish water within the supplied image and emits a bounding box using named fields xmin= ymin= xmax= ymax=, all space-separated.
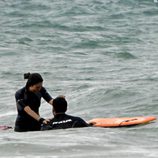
xmin=0 ymin=0 xmax=158 ymax=157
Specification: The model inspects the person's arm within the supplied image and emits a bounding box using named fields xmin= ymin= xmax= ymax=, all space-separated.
xmin=41 ymin=87 xmax=65 ymax=105
xmin=41 ymin=87 xmax=53 ymax=106
xmin=24 ymin=106 xmax=49 ymax=124
xmin=72 ymin=117 xmax=89 ymax=128
xmin=24 ymin=106 xmax=40 ymax=121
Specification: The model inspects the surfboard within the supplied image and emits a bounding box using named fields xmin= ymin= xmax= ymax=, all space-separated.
xmin=88 ymin=116 xmax=156 ymax=127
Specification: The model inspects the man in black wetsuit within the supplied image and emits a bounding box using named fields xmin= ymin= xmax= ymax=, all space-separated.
xmin=41 ymin=97 xmax=89 ymax=130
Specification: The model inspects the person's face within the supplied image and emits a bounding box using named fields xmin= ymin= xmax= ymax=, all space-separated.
xmin=29 ymin=82 xmax=43 ymax=93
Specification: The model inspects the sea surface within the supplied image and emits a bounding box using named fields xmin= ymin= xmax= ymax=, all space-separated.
xmin=0 ymin=0 xmax=158 ymax=157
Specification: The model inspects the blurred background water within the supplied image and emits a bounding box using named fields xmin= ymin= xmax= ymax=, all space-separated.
xmin=0 ymin=0 xmax=158 ymax=157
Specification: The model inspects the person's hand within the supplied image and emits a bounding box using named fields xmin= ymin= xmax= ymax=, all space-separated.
xmin=38 ymin=118 xmax=50 ymax=125
xmin=43 ymin=118 xmax=50 ymax=124
xmin=57 ymin=95 xmax=65 ymax=99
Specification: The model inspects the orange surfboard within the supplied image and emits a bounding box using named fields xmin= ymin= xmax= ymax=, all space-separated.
xmin=88 ymin=116 xmax=156 ymax=127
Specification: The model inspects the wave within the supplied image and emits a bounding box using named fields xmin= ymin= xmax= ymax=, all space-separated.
xmin=115 ymin=52 xmax=137 ymax=59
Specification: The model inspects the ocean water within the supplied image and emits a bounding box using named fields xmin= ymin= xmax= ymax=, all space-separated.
xmin=0 ymin=0 xmax=158 ymax=157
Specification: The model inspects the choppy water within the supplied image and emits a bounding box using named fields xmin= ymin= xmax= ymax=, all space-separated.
xmin=0 ymin=0 xmax=158 ymax=157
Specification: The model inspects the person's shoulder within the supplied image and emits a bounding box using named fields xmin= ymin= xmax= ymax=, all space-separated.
xmin=40 ymin=86 xmax=50 ymax=95
xmin=66 ymin=114 xmax=85 ymax=122
xmin=15 ymin=87 xmax=25 ymax=95
xmin=67 ymin=114 xmax=89 ymax=127
xmin=40 ymin=86 xmax=47 ymax=93
xmin=15 ymin=87 xmax=25 ymax=99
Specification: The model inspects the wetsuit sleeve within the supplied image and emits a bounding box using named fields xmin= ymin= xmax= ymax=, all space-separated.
xmin=72 ymin=117 xmax=89 ymax=128
xmin=15 ymin=89 xmax=27 ymax=111
xmin=41 ymin=87 xmax=53 ymax=103
xmin=15 ymin=90 xmax=21 ymax=102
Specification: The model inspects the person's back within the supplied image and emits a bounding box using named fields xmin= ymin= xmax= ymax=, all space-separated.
xmin=41 ymin=97 xmax=89 ymax=130
xmin=41 ymin=113 xmax=88 ymax=130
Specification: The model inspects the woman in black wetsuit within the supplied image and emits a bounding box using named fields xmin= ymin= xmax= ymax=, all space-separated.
xmin=14 ymin=72 xmax=54 ymax=132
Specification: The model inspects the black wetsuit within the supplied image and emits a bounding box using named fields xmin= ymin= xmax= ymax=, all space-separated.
xmin=14 ymin=87 xmax=52 ymax=132
xmin=41 ymin=113 xmax=89 ymax=130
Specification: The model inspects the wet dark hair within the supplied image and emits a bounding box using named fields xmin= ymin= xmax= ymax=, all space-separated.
xmin=53 ymin=97 xmax=67 ymax=113
xmin=24 ymin=72 xmax=43 ymax=90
